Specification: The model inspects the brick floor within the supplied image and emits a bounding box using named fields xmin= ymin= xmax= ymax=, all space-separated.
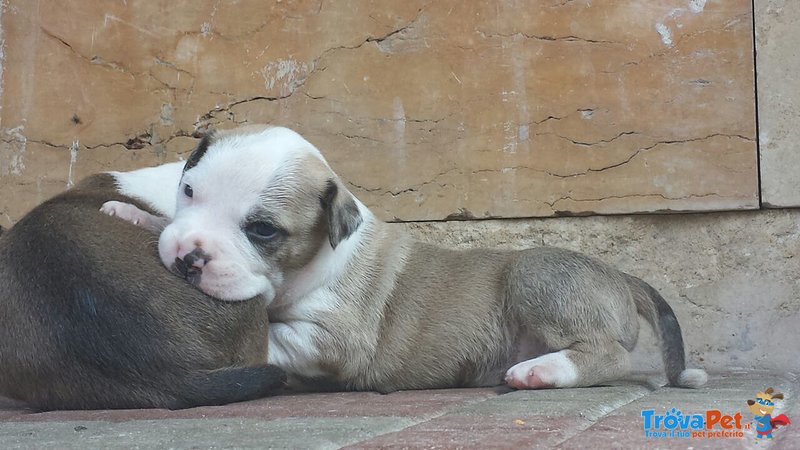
xmin=0 ymin=372 xmax=796 ymax=449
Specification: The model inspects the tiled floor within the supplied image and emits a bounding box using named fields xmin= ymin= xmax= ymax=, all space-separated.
xmin=0 ymin=371 xmax=796 ymax=449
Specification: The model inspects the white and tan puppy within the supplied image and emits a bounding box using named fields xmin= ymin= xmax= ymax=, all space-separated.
xmin=104 ymin=125 xmax=707 ymax=392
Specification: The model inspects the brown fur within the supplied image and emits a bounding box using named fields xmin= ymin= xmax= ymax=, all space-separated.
xmin=0 ymin=174 xmax=284 ymax=410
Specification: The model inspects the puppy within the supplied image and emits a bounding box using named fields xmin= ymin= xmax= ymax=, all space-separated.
xmin=0 ymin=167 xmax=285 ymax=410
xmin=106 ymin=125 xmax=707 ymax=392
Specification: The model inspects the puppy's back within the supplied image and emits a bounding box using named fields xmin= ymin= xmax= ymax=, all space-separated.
xmin=0 ymin=174 xmax=282 ymax=410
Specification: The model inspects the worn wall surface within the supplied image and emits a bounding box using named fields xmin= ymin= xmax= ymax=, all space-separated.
xmin=0 ymin=0 xmax=757 ymax=226
xmin=756 ymin=0 xmax=800 ymax=208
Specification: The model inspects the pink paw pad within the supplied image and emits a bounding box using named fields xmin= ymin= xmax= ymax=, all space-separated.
xmin=504 ymin=351 xmax=579 ymax=390
xmin=504 ymin=367 xmax=553 ymax=389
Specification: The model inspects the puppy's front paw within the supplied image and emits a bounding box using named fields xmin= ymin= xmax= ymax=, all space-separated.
xmin=100 ymin=200 xmax=169 ymax=232
xmin=100 ymin=200 xmax=150 ymax=225
xmin=504 ymin=351 xmax=579 ymax=389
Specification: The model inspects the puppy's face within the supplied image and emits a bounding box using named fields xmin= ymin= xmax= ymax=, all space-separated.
xmin=158 ymin=126 xmax=362 ymax=301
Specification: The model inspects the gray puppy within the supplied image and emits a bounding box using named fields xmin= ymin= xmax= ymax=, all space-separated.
xmin=106 ymin=125 xmax=707 ymax=392
xmin=0 ymin=170 xmax=285 ymax=410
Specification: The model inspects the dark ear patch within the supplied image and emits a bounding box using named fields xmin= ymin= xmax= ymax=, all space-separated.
xmin=320 ymin=179 xmax=362 ymax=249
xmin=183 ymin=132 xmax=215 ymax=173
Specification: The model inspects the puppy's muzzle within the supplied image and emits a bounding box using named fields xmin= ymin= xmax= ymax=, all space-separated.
xmin=171 ymin=248 xmax=212 ymax=286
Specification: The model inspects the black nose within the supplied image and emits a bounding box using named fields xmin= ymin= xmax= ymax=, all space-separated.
xmin=185 ymin=267 xmax=202 ymax=286
xmin=183 ymin=247 xmax=211 ymax=269
xmin=171 ymin=256 xmax=203 ymax=286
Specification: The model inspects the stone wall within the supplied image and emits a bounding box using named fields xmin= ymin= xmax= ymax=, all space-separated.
xmin=0 ymin=1 xmax=798 ymax=372
xmin=0 ymin=0 xmax=758 ymax=223
xmin=756 ymin=0 xmax=800 ymax=208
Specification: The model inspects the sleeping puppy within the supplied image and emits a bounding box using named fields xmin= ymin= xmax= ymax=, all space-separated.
xmin=0 ymin=167 xmax=285 ymax=410
xmin=104 ymin=125 xmax=707 ymax=392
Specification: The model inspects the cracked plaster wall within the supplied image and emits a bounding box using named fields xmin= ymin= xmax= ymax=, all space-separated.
xmin=0 ymin=0 xmax=758 ymax=225
xmin=0 ymin=1 xmax=797 ymax=373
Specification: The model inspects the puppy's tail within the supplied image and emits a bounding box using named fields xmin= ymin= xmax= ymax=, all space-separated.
xmin=167 ymin=364 xmax=286 ymax=409
xmin=628 ymin=275 xmax=707 ymax=389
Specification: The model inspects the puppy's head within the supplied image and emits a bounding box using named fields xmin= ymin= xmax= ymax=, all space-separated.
xmin=159 ymin=125 xmax=362 ymax=301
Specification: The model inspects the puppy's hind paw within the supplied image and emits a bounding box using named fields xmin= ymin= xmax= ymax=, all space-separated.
xmin=504 ymin=351 xmax=579 ymax=389
xmin=505 ymin=365 xmax=552 ymax=390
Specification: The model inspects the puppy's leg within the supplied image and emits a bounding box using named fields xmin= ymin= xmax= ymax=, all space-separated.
xmin=503 ymin=248 xmax=647 ymax=389
xmin=267 ymin=322 xmax=327 ymax=379
xmin=100 ymin=200 xmax=169 ymax=233
xmin=505 ymin=341 xmax=630 ymax=389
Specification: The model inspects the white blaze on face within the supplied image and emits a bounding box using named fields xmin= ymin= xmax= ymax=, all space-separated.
xmin=158 ymin=127 xmax=324 ymax=302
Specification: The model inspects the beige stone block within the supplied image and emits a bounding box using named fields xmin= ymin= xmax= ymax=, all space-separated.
xmin=755 ymin=0 xmax=800 ymax=207
xmin=0 ymin=0 xmax=758 ymax=223
xmin=0 ymin=140 xmax=72 ymax=228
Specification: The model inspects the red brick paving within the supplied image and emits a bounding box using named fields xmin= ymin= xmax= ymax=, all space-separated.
xmin=0 ymin=372 xmax=796 ymax=449
xmin=1 ymin=388 xmax=500 ymax=423
xmin=344 ymin=415 xmax=593 ymax=449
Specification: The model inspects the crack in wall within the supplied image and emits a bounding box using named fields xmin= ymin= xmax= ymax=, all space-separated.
xmin=547 ymin=192 xmax=723 ymax=207
xmin=546 ymin=130 xmax=639 ymax=147
xmin=189 ymin=13 xmax=442 ymax=130
xmin=434 ymin=133 xmax=753 ymax=181
xmin=476 ymin=29 xmax=621 ymax=45
xmin=347 ymin=167 xmax=459 ymax=197
xmin=40 ymin=26 xmax=136 ymax=76
xmin=40 ymin=26 xmax=195 ymax=94
xmin=338 ymin=130 xmax=756 ymax=219
xmin=2 ymin=137 xmax=67 ymax=149
xmin=307 ymin=6 xmax=428 ymax=69
xmin=599 ymin=11 xmax=753 ymax=75
xmin=194 ymin=94 xmax=296 ymax=131
xmin=337 ymin=133 xmax=384 ymax=144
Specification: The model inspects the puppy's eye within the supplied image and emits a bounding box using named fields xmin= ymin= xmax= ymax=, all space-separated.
xmin=184 ymin=184 xmax=193 ymax=198
xmin=245 ymin=221 xmax=279 ymax=240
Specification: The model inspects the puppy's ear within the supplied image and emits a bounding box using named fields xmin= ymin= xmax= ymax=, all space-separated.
xmin=320 ymin=179 xmax=362 ymax=249
xmin=773 ymin=393 xmax=784 ymax=400
xmin=747 ymin=400 xmax=755 ymax=406
xmin=183 ymin=131 xmax=216 ymax=173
